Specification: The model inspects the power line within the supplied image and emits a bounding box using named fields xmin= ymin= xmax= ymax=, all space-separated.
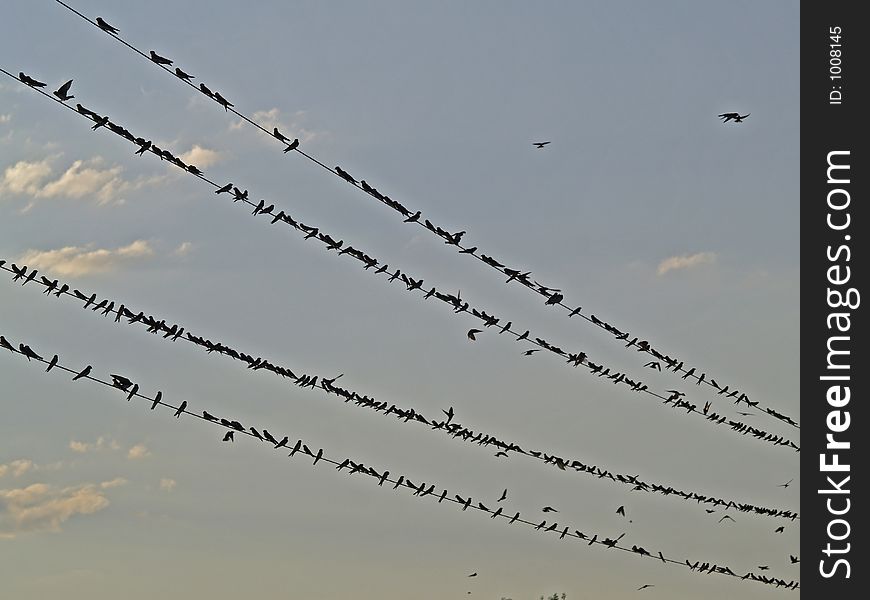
xmin=0 ymin=68 xmax=800 ymax=453
xmin=0 ymin=333 xmax=799 ymax=591
xmin=47 ymin=0 xmax=798 ymax=432
xmin=0 ymin=262 xmax=799 ymax=520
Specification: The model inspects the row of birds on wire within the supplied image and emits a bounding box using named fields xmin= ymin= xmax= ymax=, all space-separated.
xmin=0 ymin=262 xmax=798 ymax=521
xmin=0 ymin=73 xmax=800 ymax=454
xmin=46 ymin=1 xmax=797 ymax=433
xmin=0 ymin=333 xmax=799 ymax=591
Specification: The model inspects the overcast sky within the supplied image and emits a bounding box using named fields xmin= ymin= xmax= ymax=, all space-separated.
xmin=1 ymin=2 xmax=798 ymax=599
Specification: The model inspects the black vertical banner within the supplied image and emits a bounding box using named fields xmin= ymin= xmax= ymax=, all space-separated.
xmin=801 ymin=2 xmax=867 ymax=598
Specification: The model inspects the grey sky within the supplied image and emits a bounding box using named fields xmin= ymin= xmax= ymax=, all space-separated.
xmin=1 ymin=1 xmax=798 ymax=598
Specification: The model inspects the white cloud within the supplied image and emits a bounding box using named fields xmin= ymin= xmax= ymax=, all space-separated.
xmin=231 ymin=107 xmax=324 ymax=144
xmin=126 ymin=444 xmax=150 ymax=460
xmin=0 ymin=482 xmax=112 ymax=537
xmin=657 ymin=252 xmax=717 ymax=276
xmin=68 ymin=436 xmax=121 ymax=454
xmin=99 ymin=478 xmax=127 ymax=489
xmin=173 ymin=241 xmax=194 ymax=257
xmin=159 ymin=478 xmax=176 ymax=492
xmin=0 ymin=159 xmax=53 ymax=196
xmin=19 ymin=240 xmax=154 ymax=278
xmin=178 ymin=145 xmax=223 ymax=169
xmin=0 ymin=460 xmax=35 ymax=479
xmin=0 ymin=114 xmax=11 ymax=124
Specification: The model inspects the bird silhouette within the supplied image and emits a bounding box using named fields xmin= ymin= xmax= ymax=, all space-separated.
xmin=497 ymin=489 xmax=507 ymax=503
xmin=790 ymin=555 xmax=800 ymax=564
xmin=151 ymin=391 xmax=162 ymax=410
xmin=174 ymin=67 xmax=194 ymax=82
xmin=45 ymin=354 xmax=59 ymax=372
xmin=775 ymin=526 xmax=785 ymax=533
xmin=467 ymin=572 xmax=477 ymax=577
xmin=174 ymin=400 xmax=187 ymax=417
xmin=718 ymin=112 xmax=750 ymax=123
xmin=52 ymin=79 xmax=74 ymax=101
xmin=523 ymin=349 xmax=540 ymax=356
xmin=199 ymin=83 xmax=215 ymax=98
xmin=19 ymin=344 xmax=43 ymax=361
xmin=283 ymin=138 xmax=300 ymax=153
xmin=637 ymin=584 xmax=654 ymax=591
xmin=95 ymin=17 xmax=119 ymax=34
xmin=215 ymin=182 xmax=233 ymax=194
xmin=72 ymin=365 xmax=92 ymax=381
xmin=442 ymin=406 xmax=454 ymax=423
xmin=91 ymin=115 xmax=109 ymax=130
xmin=467 ymin=329 xmax=482 ymax=341
xmin=616 ymin=505 xmax=626 ymax=517
xmin=222 ymin=430 xmax=234 ymax=442
xmin=214 ymin=92 xmax=233 ymax=111
xmin=778 ymin=478 xmax=794 ymax=488
xmin=110 ymin=374 xmax=133 ymax=390
xmin=19 ymin=72 xmax=46 ymax=88
xmin=542 ymin=506 xmax=558 ymax=513
xmin=149 ymin=50 xmax=173 ymax=66
xmin=274 ymin=436 xmax=289 ymax=449
xmin=273 ymin=128 xmax=289 ymax=143
xmin=533 ymin=141 xmax=551 ymax=148
xmin=494 ymin=451 xmax=508 ymax=458
xmin=718 ymin=515 xmax=735 ymax=523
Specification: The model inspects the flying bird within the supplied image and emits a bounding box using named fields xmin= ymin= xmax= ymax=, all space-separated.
xmin=442 ymin=406 xmax=454 ymax=423
xmin=637 ymin=584 xmax=654 ymax=591
xmin=523 ymin=349 xmax=540 ymax=356
xmin=222 ymin=430 xmax=234 ymax=442
xmin=467 ymin=573 xmax=477 ymax=578
xmin=778 ymin=478 xmax=794 ymax=488
xmin=790 ymin=555 xmax=800 ymax=564
xmin=497 ymin=489 xmax=507 ymax=503
xmin=718 ymin=112 xmax=750 ymax=123
xmin=467 ymin=329 xmax=482 ymax=341
xmin=149 ymin=50 xmax=173 ymax=66
xmin=774 ymin=526 xmax=785 ymax=533
xmin=542 ymin=506 xmax=558 ymax=513
xmin=616 ymin=505 xmax=626 ymax=517
xmin=174 ymin=400 xmax=187 ymax=417
xmin=718 ymin=515 xmax=735 ymax=523
xmin=53 ymin=79 xmax=75 ymax=101
xmin=95 ymin=17 xmax=119 ymax=34
xmin=533 ymin=141 xmax=551 ymax=148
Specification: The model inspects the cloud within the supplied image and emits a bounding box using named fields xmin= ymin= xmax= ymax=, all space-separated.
xmin=1 ymin=156 xmax=167 ymax=209
xmin=656 ymin=252 xmax=717 ymax=276
xmin=68 ymin=436 xmax=121 ymax=454
xmin=178 ymin=145 xmax=223 ymax=169
xmin=0 ymin=482 xmax=112 ymax=537
xmin=0 ymin=114 xmax=11 ymax=124
xmin=231 ymin=107 xmax=324 ymax=143
xmin=18 ymin=240 xmax=154 ymax=278
xmin=0 ymin=460 xmax=34 ymax=479
xmin=159 ymin=478 xmax=176 ymax=492
xmin=99 ymin=478 xmax=127 ymax=489
xmin=126 ymin=444 xmax=150 ymax=460
xmin=173 ymin=241 xmax=194 ymax=257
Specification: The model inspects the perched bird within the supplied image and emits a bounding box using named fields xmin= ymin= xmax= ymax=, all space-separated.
xmin=718 ymin=112 xmax=750 ymax=123
xmin=19 ymin=344 xmax=43 ymax=361
xmin=199 ymin=83 xmax=215 ymax=98
xmin=545 ymin=292 xmax=564 ymax=306
xmin=151 ymin=391 xmax=162 ymax=409
xmin=19 ymin=72 xmax=46 ymax=88
xmin=149 ymin=50 xmax=173 ymax=66
xmin=45 ymin=354 xmax=59 ymax=372
xmin=213 ymin=92 xmax=233 ymax=111
xmin=273 ymin=128 xmax=290 ymax=143
xmin=110 ymin=374 xmax=133 ymax=390
xmin=91 ymin=115 xmax=109 ymax=130
xmin=53 ymin=79 xmax=75 ymax=101
xmin=222 ymin=430 xmax=234 ymax=442
xmin=467 ymin=329 xmax=482 ymax=341
xmin=283 ymin=138 xmax=299 ymax=153
xmin=533 ymin=141 xmax=551 ymax=148
xmin=72 ymin=365 xmax=92 ymax=381
xmin=135 ymin=140 xmax=152 ymax=156
xmin=215 ymin=183 xmax=233 ymax=194
xmin=616 ymin=505 xmax=626 ymax=517
xmin=126 ymin=384 xmax=139 ymax=401
xmin=173 ymin=400 xmax=187 ymax=417
xmin=404 ymin=211 xmax=421 ymax=223
xmin=174 ymin=67 xmax=194 ymax=82
xmin=95 ymin=17 xmax=119 ymax=34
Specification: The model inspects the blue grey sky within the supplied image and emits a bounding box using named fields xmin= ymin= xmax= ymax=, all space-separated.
xmin=1 ymin=1 xmax=798 ymax=598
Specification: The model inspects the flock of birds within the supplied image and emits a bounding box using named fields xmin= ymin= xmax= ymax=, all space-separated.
xmin=0 ymin=260 xmax=800 ymax=522
xmin=4 ymin=3 xmax=794 ymax=594
xmin=0 ymin=333 xmax=800 ymax=591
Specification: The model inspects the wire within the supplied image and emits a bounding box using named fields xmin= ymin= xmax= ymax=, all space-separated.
xmin=47 ymin=0 xmax=798 ymax=431
xmin=0 ymin=67 xmax=800 ymax=454
xmin=0 ymin=263 xmax=799 ymax=520
xmin=0 ymin=333 xmax=799 ymax=591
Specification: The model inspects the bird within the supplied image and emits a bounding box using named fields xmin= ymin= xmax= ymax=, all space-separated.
xmin=790 ymin=555 xmax=800 ymax=564
xmin=758 ymin=565 xmax=770 ymax=571
xmin=126 ymin=384 xmax=139 ymax=401
xmin=467 ymin=329 xmax=482 ymax=341
xmin=149 ymin=50 xmax=173 ymax=66
xmin=274 ymin=436 xmax=289 ymax=449
xmin=273 ymin=128 xmax=289 ymax=143
xmin=616 ymin=505 xmax=626 ymax=517
xmin=523 ymin=349 xmax=540 ymax=356
xmin=53 ymin=79 xmax=75 ymax=101
xmin=110 ymin=374 xmax=133 ymax=390
xmin=542 ymin=506 xmax=558 ymax=513
xmin=215 ymin=182 xmax=233 ymax=194
xmin=199 ymin=83 xmax=215 ymax=98
xmin=718 ymin=515 xmax=735 ymax=523
xmin=494 ymin=451 xmax=508 ymax=458
xmin=213 ymin=92 xmax=233 ymax=111
xmin=637 ymin=584 xmax=654 ymax=591
xmin=95 ymin=17 xmax=119 ymax=34
xmin=19 ymin=72 xmax=46 ymax=88
xmin=151 ymin=391 xmax=162 ymax=410
xmin=533 ymin=141 xmax=551 ymax=148
xmin=45 ymin=354 xmax=59 ymax=372
xmin=222 ymin=430 xmax=234 ymax=442
xmin=404 ymin=211 xmax=421 ymax=223
xmin=545 ymin=292 xmax=563 ymax=306
xmin=173 ymin=401 xmax=187 ymax=417
xmin=467 ymin=573 xmax=477 ymax=577
xmin=135 ymin=141 xmax=152 ymax=156
xmin=774 ymin=526 xmax=785 ymax=533
xmin=283 ymin=138 xmax=300 ymax=153
xmin=174 ymin=67 xmax=194 ymax=82
xmin=72 ymin=365 xmax=92 ymax=381
xmin=91 ymin=115 xmax=109 ymax=131
xmin=718 ymin=112 xmax=750 ymax=123
xmin=778 ymin=478 xmax=794 ymax=488
xmin=442 ymin=407 xmax=454 ymax=423
xmin=497 ymin=489 xmax=507 ymax=502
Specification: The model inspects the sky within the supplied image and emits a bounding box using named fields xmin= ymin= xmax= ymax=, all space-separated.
xmin=0 ymin=1 xmax=799 ymax=599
